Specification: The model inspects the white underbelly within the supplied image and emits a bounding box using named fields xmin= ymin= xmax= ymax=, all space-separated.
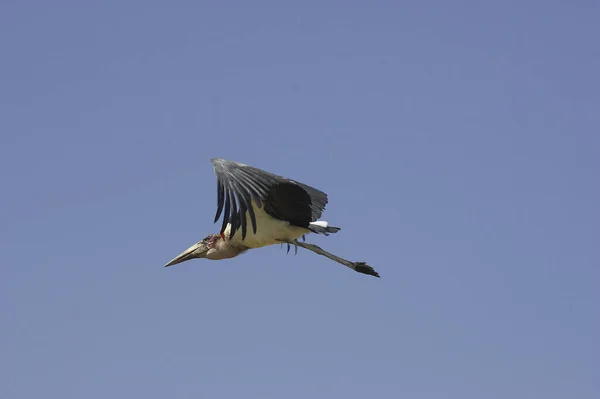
xmin=225 ymin=204 xmax=309 ymax=249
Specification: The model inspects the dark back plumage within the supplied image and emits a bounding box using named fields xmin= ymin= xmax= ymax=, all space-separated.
xmin=211 ymin=158 xmax=329 ymax=240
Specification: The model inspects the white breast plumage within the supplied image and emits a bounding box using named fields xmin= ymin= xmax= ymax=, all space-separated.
xmin=224 ymin=202 xmax=309 ymax=249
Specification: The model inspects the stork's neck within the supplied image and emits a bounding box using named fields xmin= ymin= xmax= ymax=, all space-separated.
xmin=206 ymin=234 xmax=248 ymax=260
xmin=222 ymin=223 xmax=245 ymax=244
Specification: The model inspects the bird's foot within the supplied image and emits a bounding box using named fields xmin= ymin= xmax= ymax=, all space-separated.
xmin=353 ymin=262 xmax=380 ymax=278
xmin=280 ymin=241 xmax=298 ymax=255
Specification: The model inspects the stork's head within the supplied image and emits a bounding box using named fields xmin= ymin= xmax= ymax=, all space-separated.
xmin=165 ymin=233 xmax=242 ymax=267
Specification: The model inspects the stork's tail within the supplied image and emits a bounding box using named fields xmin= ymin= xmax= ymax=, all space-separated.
xmin=308 ymin=221 xmax=340 ymax=236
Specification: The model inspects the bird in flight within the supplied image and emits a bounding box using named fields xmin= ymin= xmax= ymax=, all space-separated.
xmin=165 ymin=158 xmax=380 ymax=278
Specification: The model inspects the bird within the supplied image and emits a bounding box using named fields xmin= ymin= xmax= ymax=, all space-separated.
xmin=164 ymin=158 xmax=380 ymax=278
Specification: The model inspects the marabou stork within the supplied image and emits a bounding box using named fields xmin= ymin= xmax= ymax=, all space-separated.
xmin=165 ymin=158 xmax=380 ymax=278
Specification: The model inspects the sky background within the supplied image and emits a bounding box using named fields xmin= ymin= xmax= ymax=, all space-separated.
xmin=1 ymin=1 xmax=599 ymax=398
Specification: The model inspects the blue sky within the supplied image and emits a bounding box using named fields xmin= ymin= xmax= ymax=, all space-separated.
xmin=1 ymin=1 xmax=598 ymax=398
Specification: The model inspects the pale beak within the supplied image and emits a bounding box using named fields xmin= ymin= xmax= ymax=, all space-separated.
xmin=165 ymin=241 xmax=209 ymax=267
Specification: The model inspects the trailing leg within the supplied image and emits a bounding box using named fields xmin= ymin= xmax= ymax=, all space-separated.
xmin=290 ymin=240 xmax=380 ymax=278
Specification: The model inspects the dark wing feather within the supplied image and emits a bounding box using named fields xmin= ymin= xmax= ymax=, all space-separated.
xmin=210 ymin=158 xmax=329 ymax=240
xmin=263 ymin=183 xmax=312 ymax=227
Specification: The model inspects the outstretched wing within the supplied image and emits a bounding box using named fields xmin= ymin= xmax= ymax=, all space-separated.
xmin=210 ymin=158 xmax=329 ymax=240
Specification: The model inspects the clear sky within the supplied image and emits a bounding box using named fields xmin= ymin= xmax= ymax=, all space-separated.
xmin=1 ymin=1 xmax=598 ymax=398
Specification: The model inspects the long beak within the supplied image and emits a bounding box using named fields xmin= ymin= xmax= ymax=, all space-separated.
xmin=165 ymin=241 xmax=208 ymax=267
